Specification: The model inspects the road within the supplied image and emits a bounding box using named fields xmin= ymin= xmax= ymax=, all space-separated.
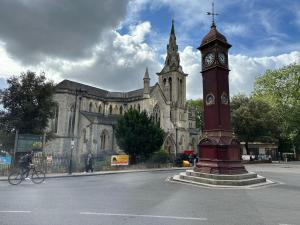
xmin=0 ymin=163 xmax=300 ymax=225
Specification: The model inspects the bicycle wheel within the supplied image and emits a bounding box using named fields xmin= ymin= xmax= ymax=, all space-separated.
xmin=31 ymin=170 xmax=45 ymax=184
xmin=8 ymin=170 xmax=23 ymax=185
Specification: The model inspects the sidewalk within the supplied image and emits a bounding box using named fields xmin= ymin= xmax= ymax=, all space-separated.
xmin=0 ymin=167 xmax=187 ymax=181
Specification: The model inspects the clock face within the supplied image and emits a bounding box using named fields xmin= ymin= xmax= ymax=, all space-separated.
xmin=218 ymin=52 xmax=226 ymax=65
xmin=204 ymin=53 xmax=215 ymax=66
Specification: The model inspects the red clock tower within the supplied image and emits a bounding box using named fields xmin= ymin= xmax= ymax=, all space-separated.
xmin=195 ymin=20 xmax=247 ymax=174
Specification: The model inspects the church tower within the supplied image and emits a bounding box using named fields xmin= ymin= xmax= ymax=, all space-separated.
xmin=157 ymin=20 xmax=188 ymax=107
xmin=195 ymin=13 xmax=247 ymax=174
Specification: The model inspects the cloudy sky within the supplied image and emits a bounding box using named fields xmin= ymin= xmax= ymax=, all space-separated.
xmin=0 ymin=0 xmax=300 ymax=99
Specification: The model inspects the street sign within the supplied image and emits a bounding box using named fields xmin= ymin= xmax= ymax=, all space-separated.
xmin=111 ymin=155 xmax=129 ymax=166
xmin=16 ymin=134 xmax=43 ymax=152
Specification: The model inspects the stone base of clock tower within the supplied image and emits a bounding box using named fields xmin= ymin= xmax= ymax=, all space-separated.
xmin=195 ymin=131 xmax=247 ymax=175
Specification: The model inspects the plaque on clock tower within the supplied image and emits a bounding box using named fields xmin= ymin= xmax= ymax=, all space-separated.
xmin=195 ymin=16 xmax=247 ymax=174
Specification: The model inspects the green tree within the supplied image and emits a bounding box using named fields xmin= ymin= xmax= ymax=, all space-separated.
xmin=0 ymin=71 xmax=55 ymax=134
xmin=186 ymin=99 xmax=203 ymax=129
xmin=254 ymin=64 xmax=300 ymax=154
xmin=231 ymin=95 xmax=279 ymax=154
xmin=115 ymin=109 xmax=164 ymax=164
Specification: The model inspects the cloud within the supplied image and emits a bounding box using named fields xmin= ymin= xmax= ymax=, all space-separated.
xmin=64 ymin=21 xmax=162 ymax=91
xmin=179 ymin=47 xmax=300 ymax=99
xmin=223 ymin=24 xmax=247 ymax=36
xmin=0 ymin=0 xmax=128 ymax=64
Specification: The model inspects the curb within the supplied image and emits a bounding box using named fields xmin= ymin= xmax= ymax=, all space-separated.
xmin=0 ymin=167 xmax=187 ymax=182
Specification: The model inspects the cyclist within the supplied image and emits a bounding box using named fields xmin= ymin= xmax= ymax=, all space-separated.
xmin=19 ymin=150 xmax=34 ymax=180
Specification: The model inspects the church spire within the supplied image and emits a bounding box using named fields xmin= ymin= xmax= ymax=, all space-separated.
xmin=159 ymin=19 xmax=183 ymax=74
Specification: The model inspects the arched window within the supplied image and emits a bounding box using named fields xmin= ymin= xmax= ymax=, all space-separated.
xmin=119 ymin=106 xmax=123 ymax=115
xmin=53 ymin=105 xmax=59 ymax=133
xmin=68 ymin=105 xmax=75 ymax=135
xmin=130 ymin=105 xmax=133 ymax=110
xmin=82 ymin=128 xmax=87 ymax=143
xmin=168 ymin=77 xmax=172 ymax=101
xmin=109 ymin=105 xmax=112 ymax=115
xmin=98 ymin=104 xmax=102 ymax=113
xmin=100 ymin=130 xmax=109 ymax=150
xmin=153 ymin=104 xmax=160 ymax=124
xmin=137 ymin=104 xmax=140 ymax=112
xmin=89 ymin=102 xmax=93 ymax=112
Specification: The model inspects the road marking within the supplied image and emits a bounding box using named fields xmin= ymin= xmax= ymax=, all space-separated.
xmin=80 ymin=212 xmax=207 ymax=221
xmin=0 ymin=211 xmax=31 ymax=213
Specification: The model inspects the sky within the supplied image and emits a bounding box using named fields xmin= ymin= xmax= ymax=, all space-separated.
xmin=0 ymin=0 xmax=300 ymax=99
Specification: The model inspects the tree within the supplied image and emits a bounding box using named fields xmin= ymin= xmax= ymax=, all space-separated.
xmin=0 ymin=71 xmax=55 ymax=134
xmin=231 ymin=95 xmax=279 ymax=154
xmin=254 ymin=64 xmax=300 ymax=154
xmin=186 ymin=99 xmax=204 ymax=129
xmin=115 ymin=109 xmax=164 ymax=164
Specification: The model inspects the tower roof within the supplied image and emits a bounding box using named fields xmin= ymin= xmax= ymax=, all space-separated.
xmin=158 ymin=20 xmax=185 ymax=75
xmin=200 ymin=24 xmax=227 ymax=47
xmin=199 ymin=23 xmax=231 ymax=50
xmin=144 ymin=67 xmax=150 ymax=79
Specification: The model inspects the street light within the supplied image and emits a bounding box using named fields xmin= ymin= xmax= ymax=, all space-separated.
xmin=68 ymin=88 xmax=87 ymax=174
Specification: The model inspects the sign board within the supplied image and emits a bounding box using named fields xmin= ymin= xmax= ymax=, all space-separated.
xmin=111 ymin=155 xmax=129 ymax=166
xmin=47 ymin=156 xmax=53 ymax=162
xmin=16 ymin=134 xmax=43 ymax=152
xmin=0 ymin=156 xmax=12 ymax=165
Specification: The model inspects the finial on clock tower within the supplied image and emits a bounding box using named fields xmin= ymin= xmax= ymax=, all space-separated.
xmin=206 ymin=2 xmax=219 ymax=27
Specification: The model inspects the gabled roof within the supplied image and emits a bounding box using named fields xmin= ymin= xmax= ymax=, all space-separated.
xmin=56 ymin=79 xmax=155 ymax=100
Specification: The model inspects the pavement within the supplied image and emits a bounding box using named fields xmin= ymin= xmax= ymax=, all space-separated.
xmin=0 ymin=167 xmax=188 ymax=181
xmin=0 ymin=162 xmax=300 ymax=225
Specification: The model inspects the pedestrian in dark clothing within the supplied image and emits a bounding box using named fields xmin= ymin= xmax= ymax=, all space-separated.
xmin=85 ymin=153 xmax=94 ymax=173
xmin=19 ymin=151 xmax=34 ymax=179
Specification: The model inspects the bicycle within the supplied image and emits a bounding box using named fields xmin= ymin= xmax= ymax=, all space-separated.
xmin=8 ymin=164 xmax=45 ymax=185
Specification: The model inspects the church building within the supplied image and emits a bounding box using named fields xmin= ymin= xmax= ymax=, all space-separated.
xmin=45 ymin=21 xmax=201 ymax=160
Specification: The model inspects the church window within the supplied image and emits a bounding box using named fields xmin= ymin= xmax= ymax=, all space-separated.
xmin=153 ymin=104 xmax=160 ymax=124
xmin=98 ymin=104 xmax=102 ymax=113
xmin=100 ymin=130 xmax=109 ymax=150
xmin=109 ymin=105 xmax=112 ymax=115
xmin=119 ymin=106 xmax=123 ymax=115
xmin=53 ymin=105 xmax=59 ymax=133
xmin=168 ymin=77 xmax=172 ymax=101
xmin=89 ymin=102 xmax=93 ymax=112
xmin=137 ymin=104 xmax=140 ymax=112
xmin=82 ymin=128 xmax=87 ymax=143
xmin=68 ymin=105 xmax=75 ymax=135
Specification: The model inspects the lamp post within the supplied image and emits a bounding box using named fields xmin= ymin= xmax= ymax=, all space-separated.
xmin=69 ymin=88 xmax=87 ymax=174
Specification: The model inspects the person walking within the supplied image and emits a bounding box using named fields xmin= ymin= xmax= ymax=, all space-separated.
xmin=85 ymin=153 xmax=94 ymax=173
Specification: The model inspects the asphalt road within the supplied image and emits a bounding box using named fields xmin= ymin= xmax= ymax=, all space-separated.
xmin=0 ymin=164 xmax=300 ymax=225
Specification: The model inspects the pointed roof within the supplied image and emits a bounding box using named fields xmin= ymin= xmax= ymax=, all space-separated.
xmin=143 ymin=67 xmax=150 ymax=79
xmin=158 ymin=20 xmax=185 ymax=75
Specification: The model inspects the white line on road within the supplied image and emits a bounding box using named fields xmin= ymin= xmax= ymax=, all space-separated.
xmin=80 ymin=212 xmax=207 ymax=221
xmin=0 ymin=211 xmax=31 ymax=213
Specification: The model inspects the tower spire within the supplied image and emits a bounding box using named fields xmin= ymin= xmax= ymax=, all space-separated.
xmin=171 ymin=19 xmax=175 ymax=34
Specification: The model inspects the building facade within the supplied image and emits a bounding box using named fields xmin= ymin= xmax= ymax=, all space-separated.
xmin=45 ymin=21 xmax=201 ymax=161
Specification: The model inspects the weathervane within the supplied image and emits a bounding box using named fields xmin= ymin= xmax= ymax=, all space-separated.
xmin=206 ymin=2 xmax=218 ymax=26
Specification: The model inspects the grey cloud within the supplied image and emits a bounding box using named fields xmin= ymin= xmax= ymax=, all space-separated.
xmin=63 ymin=29 xmax=162 ymax=92
xmin=0 ymin=0 xmax=128 ymax=64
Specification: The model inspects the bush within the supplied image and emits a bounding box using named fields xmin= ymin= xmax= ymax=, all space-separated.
xmin=149 ymin=150 xmax=170 ymax=164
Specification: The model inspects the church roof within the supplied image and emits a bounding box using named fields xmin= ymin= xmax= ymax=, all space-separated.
xmin=56 ymin=79 xmax=155 ymax=100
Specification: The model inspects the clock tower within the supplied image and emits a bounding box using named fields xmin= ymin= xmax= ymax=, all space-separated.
xmin=195 ymin=20 xmax=247 ymax=174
